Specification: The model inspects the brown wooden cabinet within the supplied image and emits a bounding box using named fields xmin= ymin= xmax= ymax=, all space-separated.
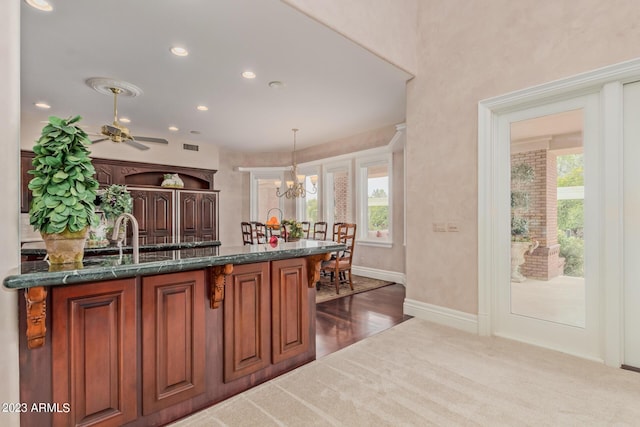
xmin=141 ymin=271 xmax=206 ymax=415
xmin=51 ymin=279 xmax=137 ymax=427
xmin=179 ymin=190 xmax=218 ymax=241
xmin=129 ymin=188 xmax=174 ymax=244
xmin=271 ymin=258 xmax=310 ymax=364
xmin=223 ymin=262 xmax=271 ymax=382
xmin=20 ymin=151 xmax=35 ymax=213
xmin=223 ymin=259 xmax=312 ymax=382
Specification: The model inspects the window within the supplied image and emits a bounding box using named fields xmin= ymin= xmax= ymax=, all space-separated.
xmin=250 ymin=171 xmax=282 ymax=222
xmin=356 ymin=154 xmax=392 ymax=246
xmin=323 ymin=161 xmax=352 ymax=226
xmin=295 ymin=166 xmax=320 ymax=223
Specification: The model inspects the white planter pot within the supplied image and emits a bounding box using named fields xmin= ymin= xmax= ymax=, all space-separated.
xmin=511 ymin=240 xmax=539 ymax=282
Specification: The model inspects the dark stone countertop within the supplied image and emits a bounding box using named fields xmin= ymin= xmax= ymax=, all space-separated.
xmin=21 ymin=238 xmax=222 ymax=257
xmin=4 ymin=240 xmax=345 ymax=290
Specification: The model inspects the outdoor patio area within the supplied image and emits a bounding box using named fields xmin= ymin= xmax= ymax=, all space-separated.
xmin=511 ymin=275 xmax=585 ymax=327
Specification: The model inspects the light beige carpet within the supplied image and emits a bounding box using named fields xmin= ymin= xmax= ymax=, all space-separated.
xmin=171 ymin=318 xmax=640 ymax=426
xmin=315 ymin=275 xmax=394 ymax=303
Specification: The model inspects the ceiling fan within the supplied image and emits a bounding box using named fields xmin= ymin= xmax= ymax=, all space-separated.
xmin=91 ymin=86 xmax=169 ymax=151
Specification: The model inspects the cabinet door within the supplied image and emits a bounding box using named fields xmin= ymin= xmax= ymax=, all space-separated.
xmin=52 ymin=279 xmax=137 ymax=427
xmin=179 ymin=191 xmax=218 ymax=241
xmin=223 ymin=262 xmax=271 ymax=382
xmin=20 ymin=151 xmax=35 ymax=213
xmin=130 ymin=189 xmax=174 ymax=245
xmin=271 ymin=258 xmax=310 ymax=364
xmin=130 ymin=189 xmax=150 ymax=244
xmin=142 ymin=271 xmax=206 ymax=415
xmin=179 ymin=191 xmax=199 ymax=242
xmin=199 ymin=192 xmax=218 ymax=240
xmin=149 ymin=190 xmax=174 ymax=243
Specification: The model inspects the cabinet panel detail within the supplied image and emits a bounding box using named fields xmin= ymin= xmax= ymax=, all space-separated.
xmin=179 ymin=191 xmax=218 ymax=242
xmin=52 ymin=279 xmax=137 ymax=427
xmin=271 ymin=259 xmax=310 ymax=364
xmin=142 ymin=271 xmax=206 ymax=415
xmin=224 ymin=263 xmax=270 ymax=382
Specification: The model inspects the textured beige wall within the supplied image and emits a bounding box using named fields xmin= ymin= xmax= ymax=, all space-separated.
xmin=405 ymin=0 xmax=640 ymax=314
xmin=289 ymin=0 xmax=640 ymax=314
xmin=282 ymin=0 xmax=418 ymax=75
xmin=217 ymin=148 xmax=250 ymax=247
xmin=0 ymin=1 xmax=22 ymax=425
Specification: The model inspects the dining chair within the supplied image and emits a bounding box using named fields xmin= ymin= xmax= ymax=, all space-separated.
xmin=321 ymin=223 xmax=357 ymax=294
xmin=312 ymin=221 xmax=327 ymax=240
xmin=331 ymin=222 xmax=345 ymax=241
xmin=241 ymin=222 xmax=253 ymax=245
xmin=301 ymin=221 xmax=311 ymax=239
xmin=251 ymin=221 xmax=268 ymax=244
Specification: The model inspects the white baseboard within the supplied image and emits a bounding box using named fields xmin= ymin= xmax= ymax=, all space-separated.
xmin=351 ymin=265 xmax=405 ymax=285
xmin=403 ymin=298 xmax=478 ymax=334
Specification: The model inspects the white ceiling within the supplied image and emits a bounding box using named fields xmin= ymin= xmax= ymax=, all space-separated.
xmin=20 ymin=0 xmax=412 ymax=152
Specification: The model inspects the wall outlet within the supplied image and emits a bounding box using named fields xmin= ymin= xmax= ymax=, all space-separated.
xmin=447 ymin=223 xmax=459 ymax=232
xmin=433 ymin=222 xmax=447 ymax=232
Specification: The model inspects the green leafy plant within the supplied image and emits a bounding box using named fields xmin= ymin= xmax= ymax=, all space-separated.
xmin=511 ymin=162 xmax=535 ymax=241
xmin=99 ymin=184 xmax=133 ymax=221
xmin=28 ymin=116 xmax=99 ymax=234
xmin=282 ymin=219 xmax=303 ymax=239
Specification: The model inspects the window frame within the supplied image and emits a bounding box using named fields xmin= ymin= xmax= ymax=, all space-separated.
xmin=322 ymin=160 xmax=352 ymax=227
xmin=356 ymin=153 xmax=393 ymax=247
xmin=249 ymin=170 xmax=284 ymax=222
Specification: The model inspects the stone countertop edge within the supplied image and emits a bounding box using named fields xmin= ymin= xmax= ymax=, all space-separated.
xmin=20 ymin=240 xmax=222 ymax=256
xmin=4 ymin=242 xmax=346 ymax=290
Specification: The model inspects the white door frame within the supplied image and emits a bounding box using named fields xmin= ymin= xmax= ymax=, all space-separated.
xmin=478 ymin=58 xmax=640 ymax=367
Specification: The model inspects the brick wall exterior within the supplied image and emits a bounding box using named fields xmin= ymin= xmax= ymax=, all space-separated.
xmin=511 ymin=150 xmax=564 ymax=280
xmin=333 ymin=173 xmax=350 ymax=222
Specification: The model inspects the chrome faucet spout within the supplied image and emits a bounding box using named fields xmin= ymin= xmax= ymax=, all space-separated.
xmin=113 ymin=212 xmax=140 ymax=263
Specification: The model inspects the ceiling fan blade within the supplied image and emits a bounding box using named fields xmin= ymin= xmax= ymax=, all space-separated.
xmin=131 ymin=136 xmax=169 ymax=144
xmin=123 ymin=139 xmax=150 ymax=151
xmin=91 ymin=138 xmax=109 ymax=143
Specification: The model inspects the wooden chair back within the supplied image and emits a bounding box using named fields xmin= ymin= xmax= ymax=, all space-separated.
xmin=331 ymin=222 xmax=345 ymax=241
xmin=312 ymin=221 xmax=327 ymax=240
xmin=301 ymin=221 xmax=311 ymax=239
xmin=251 ymin=221 xmax=267 ymax=244
xmin=336 ymin=223 xmax=356 ymax=264
xmin=241 ymin=222 xmax=253 ymax=245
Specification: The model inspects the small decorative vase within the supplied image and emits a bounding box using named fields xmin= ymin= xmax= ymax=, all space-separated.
xmin=41 ymin=227 xmax=89 ymax=264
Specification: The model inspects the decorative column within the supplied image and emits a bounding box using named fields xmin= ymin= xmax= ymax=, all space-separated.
xmin=511 ymin=149 xmax=563 ymax=280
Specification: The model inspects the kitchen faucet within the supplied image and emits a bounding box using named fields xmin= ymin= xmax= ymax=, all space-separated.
xmin=112 ymin=213 xmax=139 ymax=263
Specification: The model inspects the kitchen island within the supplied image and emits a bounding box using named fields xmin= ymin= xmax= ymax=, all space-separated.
xmin=5 ymin=240 xmax=343 ymax=427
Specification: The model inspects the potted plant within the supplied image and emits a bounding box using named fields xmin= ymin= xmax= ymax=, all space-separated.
xmin=28 ymin=116 xmax=99 ymax=264
xmin=510 ymin=163 xmax=538 ymax=282
xmin=282 ymin=219 xmax=303 ymax=242
xmin=98 ymin=184 xmax=133 ymax=241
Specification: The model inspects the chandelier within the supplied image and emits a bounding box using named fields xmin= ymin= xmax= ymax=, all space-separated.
xmin=275 ymin=128 xmax=317 ymax=199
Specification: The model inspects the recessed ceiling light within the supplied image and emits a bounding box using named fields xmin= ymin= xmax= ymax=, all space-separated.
xmin=168 ymin=126 xmax=179 ymax=131
xmin=170 ymin=46 xmax=189 ymax=57
xmin=25 ymin=0 xmax=53 ymax=12
xmin=34 ymin=102 xmax=51 ymax=109
xmin=241 ymin=71 xmax=256 ymax=79
xmin=119 ymin=117 xmax=131 ymax=123
xmin=196 ymin=105 xmax=208 ymax=111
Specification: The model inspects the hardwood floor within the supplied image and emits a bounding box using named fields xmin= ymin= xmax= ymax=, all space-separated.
xmin=316 ymin=283 xmax=412 ymax=358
